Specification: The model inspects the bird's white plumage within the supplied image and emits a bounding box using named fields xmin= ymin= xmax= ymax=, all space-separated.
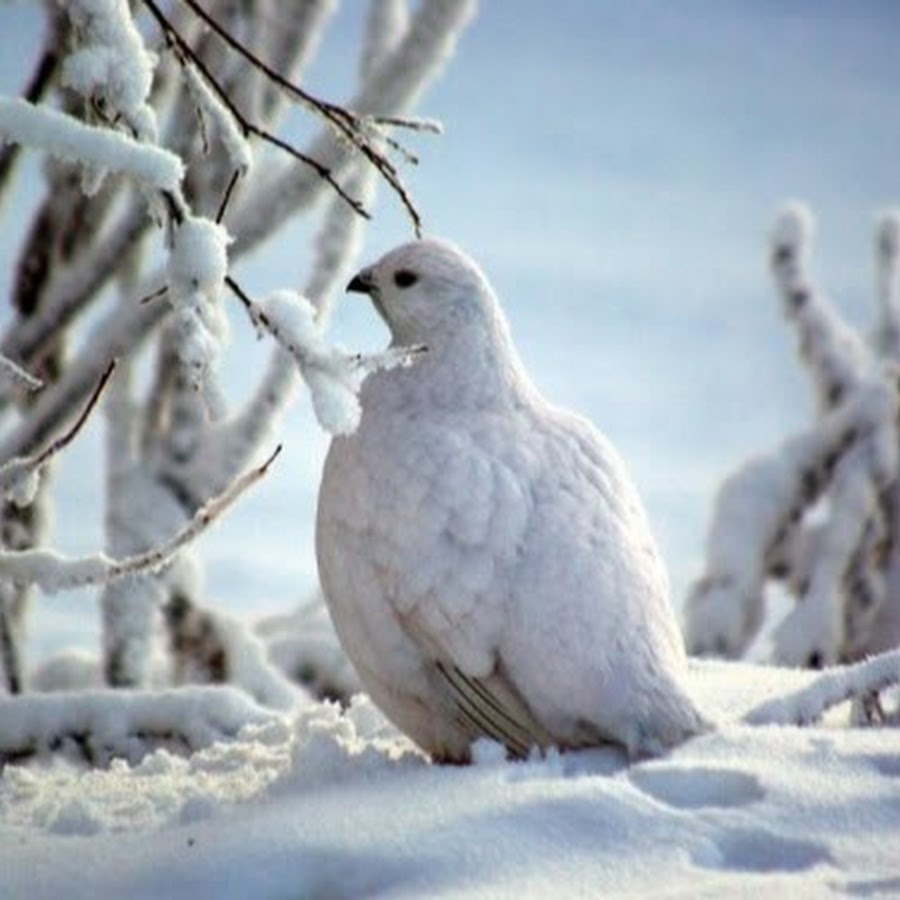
xmin=316 ymin=238 xmax=708 ymax=760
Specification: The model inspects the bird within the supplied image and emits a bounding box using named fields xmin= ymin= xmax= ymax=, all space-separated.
xmin=316 ymin=238 xmax=709 ymax=762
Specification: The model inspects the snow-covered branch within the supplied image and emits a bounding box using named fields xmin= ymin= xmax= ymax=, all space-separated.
xmin=743 ymin=647 xmax=900 ymax=726
xmin=0 ymin=361 xmax=114 ymax=506
xmin=0 ymin=0 xmax=472 ymax=714
xmin=771 ymin=203 xmax=873 ymax=408
xmin=0 ymin=445 xmax=280 ymax=593
xmin=875 ymin=210 xmax=900 ymax=359
xmin=232 ymin=0 xmax=476 ymax=254
xmin=0 ymin=98 xmax=182 ymax=193
xmin=690 ymin=202 xmax=900 ymax=679
xmin=235 ymin=285 xmax=425 ymax=434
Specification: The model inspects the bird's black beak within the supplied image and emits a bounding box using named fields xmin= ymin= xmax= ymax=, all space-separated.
xmin=346 ymin=270 xmax=375 ymax=295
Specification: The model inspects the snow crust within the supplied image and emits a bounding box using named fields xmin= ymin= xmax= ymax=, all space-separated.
xmin=2 ymin=667 xmax=899 ymax=898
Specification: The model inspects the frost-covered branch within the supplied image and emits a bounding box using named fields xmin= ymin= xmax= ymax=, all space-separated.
xmin=0 ymin=0 xmax=472 ymax=705
xmin=743 ymin=647 xmax=900 ymax=726
xmin=0 ymin=98 xmax=183 ymax=193
xmin=170 ymin=0 xmax=428 ymax=232
xmin=232 ymin=0 xmax=476 ymax=254
xmin=0 ymin=203 xmax=147 ymax=384
xmin=0 ymin=1 xmax=472 ymax=463
xmin=232 ymin=283 xmax=425 ymax=434
xmin=689 ymin=202 xmax=900 ymax=677
xmin=771 ymin=448 xmax=884 ymax=667
xmin=62 ymin=0 xmax=159 ymax=142
xmin=142 ymin=0 xmax=368 ymax=221
xmin=214 ymin=1 xmax=407 ymax=466
xmin=0 ymin=361 xmax=114 ymax=506
xmin=686 ymin=379 xmax=896 ymax=660
xmin=0 ymin=445 xmax=280 ymax=593
xmin=771 ymin=203 xmax=873 ymax=409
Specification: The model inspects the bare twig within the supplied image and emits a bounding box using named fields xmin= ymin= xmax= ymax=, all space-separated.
xmin=139 ymin=285 xmax=169 ymax=305
xmin=216 ymin=168 xmax=242 ymax=224
xmin=105 ymin=443 xmax=283 ymax=581
xmin=15 ymin=360 xmax=114 ymax=471
xmin=169 ymin=0 xmax=423 ymax=233
xmin=0 ymin=445 xmax=282 ymax=592
xmin=141 ymin=0 xmax=369 ymax=221
xmin=0 ymin=356 xmax=43 ymax=393
xmin=225 ymin=274 xmax=265 ymax=332
xmin=32 ymin=361 xmax=115 ymax=469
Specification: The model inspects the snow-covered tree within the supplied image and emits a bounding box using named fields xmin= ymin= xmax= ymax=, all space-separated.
xmin=0 ymin=0 xmax=473 ymax=755
xmin=686 ymin=202 xmax=900 ymax=719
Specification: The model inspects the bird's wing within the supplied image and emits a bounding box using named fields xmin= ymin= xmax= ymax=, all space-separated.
xmin=365 ymin=415 xmax=531 ymax=674
xmin=431 ymin=658 xmax=557 ymax=759
xmin=321 ymin=411 xmax=557 ymax=756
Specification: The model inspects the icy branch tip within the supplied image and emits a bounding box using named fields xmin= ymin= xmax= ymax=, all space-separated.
xmin=771 ymin=201 xmax=815 ymax=260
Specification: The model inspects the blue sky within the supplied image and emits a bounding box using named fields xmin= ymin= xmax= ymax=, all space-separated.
xmin=2 ymin=2 xmax=899 ymax=645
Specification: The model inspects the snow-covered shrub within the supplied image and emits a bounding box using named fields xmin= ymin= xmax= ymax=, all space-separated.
xmin=687 ymin=203 xmax=900 ymax=719
xmin=0 ymin=0 xmax=474 ymax=757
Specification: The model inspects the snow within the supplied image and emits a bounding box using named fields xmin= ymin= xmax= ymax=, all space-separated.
xmin=0 ymin=98 xmax=183 ymax=192
xmin=182 ymin=63 xmax=252 ymax=174
xmin=258 ymin=289 xmax=425 ymax=434
xmin=1 ymin=668 xmax=899 ymax=898
xmin=61 ymin=0 xmax=158 ymax=141
xmin=166 ymin=217 xmax=232 ymax=385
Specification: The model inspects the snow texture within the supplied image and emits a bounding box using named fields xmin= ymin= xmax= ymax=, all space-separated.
xmin=166 ymin=217 xmax=232 ymax=386
xmin=61 ymin=0 xmax=158 ymax=141
xmin=258 ymin=290 xmax=424 ymax=434
xmin=1 ymin=665 xmax=899 ymax=898
xmin=687 ymin=202 xmax=900 ymax=668
xmin=182 ymin=63 xmax=252 ymax=174
xmin=0 ymin=98 xmax=183 ymax=192
xmin=0 ymin=685 xmax=276 ymax=767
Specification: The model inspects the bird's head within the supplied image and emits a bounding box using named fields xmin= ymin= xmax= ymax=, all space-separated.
xmin=347 ymin=238 xmax=500 ymax=347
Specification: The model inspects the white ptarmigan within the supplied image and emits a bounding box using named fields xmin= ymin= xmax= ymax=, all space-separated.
xmin=316 ymin=238 xmax=709 ymax=761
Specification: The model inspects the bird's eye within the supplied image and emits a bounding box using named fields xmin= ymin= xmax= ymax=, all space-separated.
xmin=393 ymin=269 xmax=418 ymax=288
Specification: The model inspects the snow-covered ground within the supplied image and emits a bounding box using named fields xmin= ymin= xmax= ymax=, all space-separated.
xmin=3 ymin=662 xmax=900 ymax=899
